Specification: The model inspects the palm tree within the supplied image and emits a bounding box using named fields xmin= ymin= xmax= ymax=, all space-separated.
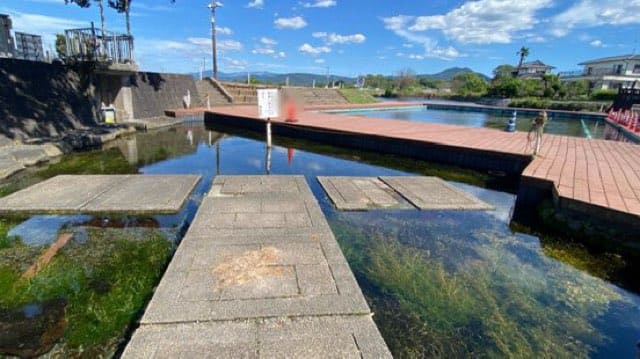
xmin=517 ymin=46 xmax=530 ymax=69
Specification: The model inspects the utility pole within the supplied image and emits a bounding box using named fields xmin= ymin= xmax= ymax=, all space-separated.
xmin=208 ymin=1 xmax=223 ymax=80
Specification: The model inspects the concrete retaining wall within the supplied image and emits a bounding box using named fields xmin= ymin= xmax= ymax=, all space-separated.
xmin=0 ymin=58 xmax=101 ymax=139
xmin=128 ymin=72 xmax=201 ymax=119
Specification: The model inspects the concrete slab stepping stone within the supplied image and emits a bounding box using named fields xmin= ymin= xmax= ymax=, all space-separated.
xmin=317 ymin=176 xmax=413 ymax=210
xmin=0 ymin=175 xmax=201 ymax=215
xmin=379 ymin=176 xmax=494 ymax=211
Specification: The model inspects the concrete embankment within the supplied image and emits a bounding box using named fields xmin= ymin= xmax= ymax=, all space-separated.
xmin=0 ymin=58 xmax=101 ymax=140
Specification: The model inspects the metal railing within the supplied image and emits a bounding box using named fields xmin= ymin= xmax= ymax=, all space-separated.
xmin=559 ymin=68 xmax=640 ymax=78
xmin=64 ymin=26 xmax=134 ymax=64
xmin=558 ymin=70 xmax=583 ymax=78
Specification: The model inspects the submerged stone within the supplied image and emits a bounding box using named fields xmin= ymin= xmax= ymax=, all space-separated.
xmin=0 ymin=298 xmax=67 ymax=358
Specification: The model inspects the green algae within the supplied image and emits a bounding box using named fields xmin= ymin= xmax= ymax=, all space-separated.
xmin=0 ymin=148 xmax=138 ymax=199
xmin=331 ymin=214 xmax=626 ymax=358
xmin=35 ymin=147 xmax=137 ymax=179
xmin=0 ymin=226 xmax=172 ymax=357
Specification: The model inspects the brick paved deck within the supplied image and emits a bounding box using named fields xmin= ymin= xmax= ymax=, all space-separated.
xmin=205 ymin=105 xmax=640 ymax=222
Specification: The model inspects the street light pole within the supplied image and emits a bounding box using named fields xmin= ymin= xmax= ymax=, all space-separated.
xmin=208 ymin=1 xmax=223 ymax=80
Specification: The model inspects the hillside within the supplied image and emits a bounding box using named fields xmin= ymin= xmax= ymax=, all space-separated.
xmin=192 ymin=70 xmax=355 ymax=86
xmin=418 ymin=67 xmax=490 ymax=81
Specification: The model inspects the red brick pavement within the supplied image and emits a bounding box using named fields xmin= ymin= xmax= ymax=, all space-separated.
xmin=206 ymin=105 xmax=640 ymax=219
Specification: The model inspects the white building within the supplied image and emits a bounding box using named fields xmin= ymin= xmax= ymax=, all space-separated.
xmin=516 ymin=60 xmax=554 ymax=79
xmin=0 ymin=14 xmax=15 ymax=58
xmin=559 ymin=54 xmax=640 ymax=90
xmin=15 ymin=32 xmax=44 ymax=61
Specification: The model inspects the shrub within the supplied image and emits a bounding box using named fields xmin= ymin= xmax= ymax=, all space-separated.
xmin=590 ymin=89 xmax=618 ymax=101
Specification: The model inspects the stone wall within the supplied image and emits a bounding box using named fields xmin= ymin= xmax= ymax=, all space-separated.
xmin=127 ymin=72 xmax=201 ymax=119
xmin=0 ymin=58 xmax=101 ymax=139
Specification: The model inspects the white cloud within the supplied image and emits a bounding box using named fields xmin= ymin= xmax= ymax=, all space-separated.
xmin=218 ymin=40 xmax=243 ymax=52
xmin=253 ymin=48 xmax=275 ymax=55
xmin=402 ymin=43 xmax=414 ymax=48
xmin=275 ymin=51 xmax=286 ymax=58
xmin=396 ymin=52 xmax=424 ymax=60
xmin=187 ymin=37 xmax=242 ymax=52
xmin=246 ymin=0 xmax=264 ymax=9
xmin=260 ymin=37 xmax=278 ymax=45
xmin=315 ymin=58 xmax=326 ymax=64
xmin=303 ymin=0 xmax=337 ymax=8
xmin=407 ymin=0 xmax=552 ymax=44
xmin=430 ymin=47 xmax=461 ymax=59
xmin=3 ymin=9 xmax=86 ymax=50
xmin=222 ymin=57 xmax=249 ymax=70
xmin=590 ymin=39 xmax=604 ymax=47
xmin=382 ymin=15 xmax=462 ymax=59
xmin=274 ymin=16 xmax=307 ymax=29
xmin=313 ymin=32 xmax=366 ymax=44
xmin=551 ymin=0 xmax=640 ymax=37
xmin=299 ymin=43 xmax=331 ymax=56
xmin=216 ymin=26 xmax=233 ymax=35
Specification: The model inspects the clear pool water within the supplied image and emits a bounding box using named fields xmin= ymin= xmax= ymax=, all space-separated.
xmin=334 ymin=106 xmax=609 ymax=139
xmin=1 ymin=123 xmax=639 ymax=358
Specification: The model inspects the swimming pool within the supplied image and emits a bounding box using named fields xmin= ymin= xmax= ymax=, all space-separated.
xmin=0 ymin=123 xmax=638 ymax=357
xmin=331 ymin=106 xmax=609 ymax=139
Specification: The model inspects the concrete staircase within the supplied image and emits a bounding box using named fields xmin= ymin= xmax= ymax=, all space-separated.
xmin=283 ymin=87 xmax=349 ymax=106
xmin=221 ymin=82 xmax=263 ymax=105
xmin=195 ymin=78 xmax=233 ymax=107
xmin=193 ymin=82 xmax=351 ymax=108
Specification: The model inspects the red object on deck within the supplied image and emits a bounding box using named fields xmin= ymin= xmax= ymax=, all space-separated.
xmin=286 ymin=100 xmax=297 ymax=123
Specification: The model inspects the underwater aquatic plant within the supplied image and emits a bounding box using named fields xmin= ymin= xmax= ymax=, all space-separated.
xmin=331 ymin=212 xmax=631 ymax=358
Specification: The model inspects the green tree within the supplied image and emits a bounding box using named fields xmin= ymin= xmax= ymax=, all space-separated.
xmin=542 ymin=74 xmax=561 ymax=98
xmin=451 ymin=73 xmax=488 ymax=96
xmin=488 ymin=76 xmax=521 ymax=98
xmin=517 ymin=46 xmax=530 ymax=69
xmin=365 ymin=74 xmax=392 ymax=90
xmin=561 ymin=80 xmax=590 ymax=99
xmin=394 ymin=68 xmax=417 ymax=93
xmin=418 ymin=77 xmax=441 ymax=89
xmin=55 ymin=34 xmax=67 ymax=59
xmin=492 ymin=64 xmax=516 ymax=79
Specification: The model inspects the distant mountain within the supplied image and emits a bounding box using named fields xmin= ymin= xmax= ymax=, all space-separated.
xmin=191 ymin=70 xmax=356 ymax=86
xmin=418 ymin=67 xmax=490 ymax=81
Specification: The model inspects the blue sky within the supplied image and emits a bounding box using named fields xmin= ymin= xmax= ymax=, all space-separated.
xmin=2 ymin=0 xmax=638 ymax=76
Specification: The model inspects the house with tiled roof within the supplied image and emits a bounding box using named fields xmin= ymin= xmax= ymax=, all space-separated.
xmin=515 ymin=60 xmax=555 ymax=79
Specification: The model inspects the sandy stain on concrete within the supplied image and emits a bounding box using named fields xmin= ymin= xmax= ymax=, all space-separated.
xmin=212 ymin=247 xmax=286 ymax=287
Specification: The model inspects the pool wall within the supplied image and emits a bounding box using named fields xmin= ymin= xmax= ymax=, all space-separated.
xmin=205 ymin=112 xmax=531 ymax=177
xmin=423 ymin=102 xmax=606 ymax=121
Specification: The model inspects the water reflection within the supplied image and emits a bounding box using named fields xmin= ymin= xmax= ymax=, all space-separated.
xmin=339 ymin=107 xmax=613 ymax=139
xmin=134 ymin=123 xmax=639 ymax=357
xmin=2 ymin=122 xmax=639 ymax=357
